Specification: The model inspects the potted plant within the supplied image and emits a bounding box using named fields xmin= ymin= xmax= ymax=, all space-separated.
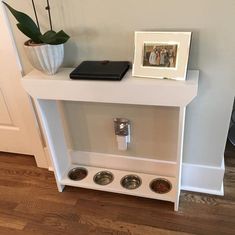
xmin=2 ymin=0 xmax=70 ymax=75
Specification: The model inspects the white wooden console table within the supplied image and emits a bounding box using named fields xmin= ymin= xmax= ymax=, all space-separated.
xmin=22 ymin=69 xmax=198 ymax=211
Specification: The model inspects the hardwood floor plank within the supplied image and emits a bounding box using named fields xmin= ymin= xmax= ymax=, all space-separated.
xmin=14 ymin=200 xmax=187 ymax=235
xmin=0 ymin=214 xmax=27 ymax=230
xmin=0 ymin=152 xmax=36 ymax=166
xmin=0 ymin=227 xmax=51 ymax=235
xmin=24 ymin=219 xmax=130 ymax=235
xmin=75 ymin=214 xmax=192 ymax=235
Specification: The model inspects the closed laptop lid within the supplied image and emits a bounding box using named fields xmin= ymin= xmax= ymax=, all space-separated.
xmin=70 ymin=61 xmax=130 ymax=80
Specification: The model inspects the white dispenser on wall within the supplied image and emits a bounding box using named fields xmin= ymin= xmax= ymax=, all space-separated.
xmin=113 ymin=118 xmax=130 ymax=151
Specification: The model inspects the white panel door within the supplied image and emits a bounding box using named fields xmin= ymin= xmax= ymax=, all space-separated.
xmin=0 ymin=2 xmax=48 ymax=168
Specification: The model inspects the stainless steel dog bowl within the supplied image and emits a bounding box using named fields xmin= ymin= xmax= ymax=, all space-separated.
xmin=68 ymin=167 xmax=88 ymax=181
xmin=150 ymin=178 xmax=172 ymax=194
xmin=121 ymin=175 xmax=142 ymax=190
xmin=93 ymin=171 xmax=114 ymax=186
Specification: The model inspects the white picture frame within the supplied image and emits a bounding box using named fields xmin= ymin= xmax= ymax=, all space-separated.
xmin=132 ymin=31 xmax=192 ymax=80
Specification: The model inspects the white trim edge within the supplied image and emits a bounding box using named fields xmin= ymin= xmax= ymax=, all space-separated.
xmin=181 ymin=183 xmax=224 ymax=196
xmin=70 ymin=150 xmax=177 ymax=177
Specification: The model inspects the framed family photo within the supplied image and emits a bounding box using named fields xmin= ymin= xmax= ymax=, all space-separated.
xmin=132 ymin=31 xmax=192 ymax=80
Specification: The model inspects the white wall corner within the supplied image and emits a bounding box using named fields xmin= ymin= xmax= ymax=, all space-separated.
xmin=181 ymin=158 xmax=225 ymax=196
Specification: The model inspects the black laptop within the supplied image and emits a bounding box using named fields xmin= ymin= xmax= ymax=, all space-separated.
xmin=69 ymin=61 xmax=130 ymax=81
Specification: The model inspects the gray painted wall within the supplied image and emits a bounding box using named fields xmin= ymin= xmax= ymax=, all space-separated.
xmin=63 ymin=102 xmax=179 ymax=161
xmin=6 ymin=0 xmax=235 ymax=166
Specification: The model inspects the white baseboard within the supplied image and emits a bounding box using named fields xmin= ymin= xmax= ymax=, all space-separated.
xmin=181 ymin=183 xmax=224 ymax=196
xmin=181 ymin=159 xmax=225 ymax=196
xmin=48 ymin=166 xmax=54 ymax=172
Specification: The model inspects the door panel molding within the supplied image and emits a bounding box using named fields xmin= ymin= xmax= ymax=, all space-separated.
xmin=0 ymin=1 xmax=48 ymax=168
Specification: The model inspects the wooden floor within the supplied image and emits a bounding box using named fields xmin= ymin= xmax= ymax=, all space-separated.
xmin=0 ymin=143 xmax=235 ymax=235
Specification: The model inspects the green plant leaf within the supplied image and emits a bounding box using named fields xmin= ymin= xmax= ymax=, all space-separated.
xmin=3 ymin=1 xmax=41 ymax=38
xmin=40 ymin=30 xmax=57 ymax=41
xmin=17 ymin=24 xmax=42 ymax=44
xmin=2 ymin=2 xmax=70 ymax=45
xmin=40 ymin=30 xmax=70 ymax=45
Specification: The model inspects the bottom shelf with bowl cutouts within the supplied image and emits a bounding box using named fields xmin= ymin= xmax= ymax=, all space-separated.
xmin=60 ymin=164 xmax=176 ymax=203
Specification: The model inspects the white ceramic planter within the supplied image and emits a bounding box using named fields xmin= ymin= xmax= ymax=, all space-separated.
xmin=24 ymin=40 xmax=64 ymax=75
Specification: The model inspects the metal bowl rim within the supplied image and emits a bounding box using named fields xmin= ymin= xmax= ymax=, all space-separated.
xmin=120 ymin=174 xmax=142 ymax=190
xmin=68 ymin=167 xmax=88 ymax=181
xmin=93 ymin=171 xmax=114 ymax=185
xmin=149 ymin=178 xmax=172 ymax=194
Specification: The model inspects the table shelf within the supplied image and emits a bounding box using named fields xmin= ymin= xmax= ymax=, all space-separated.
xmin=22 ymin=68 xmax=198 ymax=107
xmin=22 ymin=68 xmax=199 ymax=211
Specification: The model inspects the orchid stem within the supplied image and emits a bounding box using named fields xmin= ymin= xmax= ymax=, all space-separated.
xmin=31 ymin=0 xmax=40 ymax=31
xmin=45 ymin=0 xmax=53 ymax=31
